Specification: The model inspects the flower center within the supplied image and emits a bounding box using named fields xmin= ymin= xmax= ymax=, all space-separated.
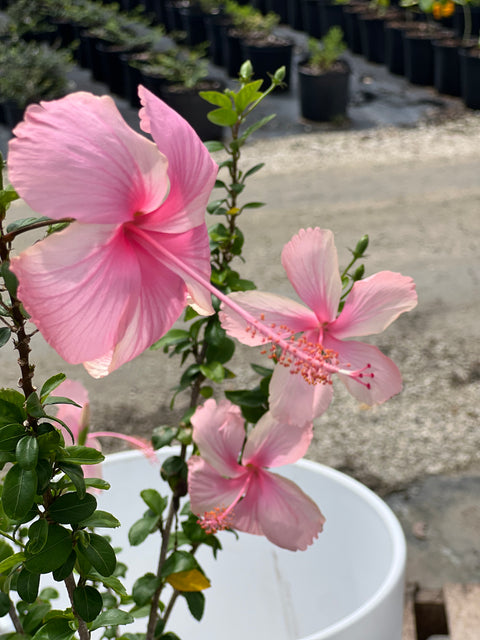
xmin=197 ymin=473 xmax=252 ymax=535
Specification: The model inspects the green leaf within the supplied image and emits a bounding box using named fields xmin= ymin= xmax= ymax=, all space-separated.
xmin=151 ymin=426 xmax=177 ymax=450
xmin=37 ymin=428 xmax=61 ymax=456
xmin=39 ymin=374 xmax=66 ymax=403
xmin=243 ymin=162 xmax=265 ymax=179
xmin=89 ymin=609 xmax=134 ymax=632
xmin=51 ymin=550 xmax=76 ymax=582
xmin=24 ymin=524 xmax=73 ymax=574
xmin=0 ymin=390 xmax=26 ymax=427
xmin=205 ymin=337 xmax=235 ymax=365
xmin=0 ymin=540 xmax=13 ymax=564
xmin=35 ymin=459 xmax=52 ymax=493
xmin=140 ymin=490 xmax=167 ymax=516
xmin=73 ymin=585 xmax=102 ymax=622
xmin=0 ymin=328 xmax=10 ymax=348
xmin=128 ymin=513 xmax=160 ymax=546
xmin=57 ymin=446 xmax=104 ymax=465
xmin=241 ymin=201 xmax=265 ymax=209
xmin=57 ymin=462 xmax=86 ymax=500
xmin=150 ymin=329 xmax=189 ymax=351
xmin=78 ymin=510 xmax=120 ymax=529
xmin=48 ymin=492 xmax=97 ymax=525
xmin=0 ymin=551 xmax=25 ymax=574
xmin=26 ymin=392 xmax=46 ymax=419
xmin=16 ymin=436 xmax=39 ymax=470
xmin=0 ymin=591 xmax=11 ymax=617
xmin=183 ymin=591 xmax=205 ymax=621
xmin=203 ymin=140 xmax=224 ymax=152
xmin=225 ymin=389 xmax=267 ymax=408
xmin=17 ymin=568 xmax=40 ymax=603
xmin=198 ymin=90 xmax=231 ymax=108
xmin=0 ymin=423 xmax=26 ymax=451
xmin=0 ymin=186 xmax=20 ymax=211
xmin=79 ymin=533 xmax=116 ymax=577
xmin=234 ymin=80 xmax=263 ymax=112
xmin=159 ymin=550 xmax=200 ymax=579
xmin=239 ymin=114 xmax=276 ymax=144
xmin=27 ymin=518 xmax=49 ymax=554
xmin=132 ymin=573 xmax=160 ymax=607
xmin=23 ymin=601 xmax=51 ymax=635
xmin=199 ymin=362 xmax=225 ymax=383
xmin=31 ymin=617 xmax=77 ymax=640
xmin=207 ymin=107 xmax=238 ymax=127
xmin=90 ymin=571 xmax=127 ymax=597
xmin=43 ymin=397 xmax=81 ymax=408
xmin=0 ymin=262 xmax=18 ymax=298
xmin=2 ymin=465 xmax=37 ymax=520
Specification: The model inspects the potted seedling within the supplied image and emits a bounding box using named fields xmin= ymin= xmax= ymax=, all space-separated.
xmin=297 ymin=26 xmax=350 ymax=122
xmin=225 ymin=1 xmax=293 ymax=87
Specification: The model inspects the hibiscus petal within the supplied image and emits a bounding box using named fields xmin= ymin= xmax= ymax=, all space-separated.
xmin=190 ymin=399 xmax=246 ymax=477
xmin=138 ymin=86 xmax=218 ymax=233
xmin=242 ymin=412 xmax=313 ymax=469
xmin=281 ymin=228 xmax=342 ymax=324
xmin=234 ymin=470 xmax=325 ymax=551
xmin=219 ymin=291 xmax=317 ymax=347
xmin=326 ymin=335 xmax=402 ymax=405
xmin=8 ymin=92 xmax=169 ymax=224
xmin=269 ymin=364 xmax=334 ymax=423
xmin=11 ymin=222 xmax=190 ymax=376
xmin=188 ymin=456 xmax=249 ymax=516
xmin=331 ymin=271 xmax=418 ymax=339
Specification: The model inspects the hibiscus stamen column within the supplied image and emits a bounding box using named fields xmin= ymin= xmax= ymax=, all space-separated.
xmin=130 ymin=225 xmax=370 ymax=390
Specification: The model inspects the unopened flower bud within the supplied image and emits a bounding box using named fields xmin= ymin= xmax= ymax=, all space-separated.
xmin=239 ymin=60 xmax=253 ymax=82
xmin=353 ymin=234 xmax=369 ymax=258
xmin=274 ymin=66 xmax=286 ymax=83
xmin=352 ymin=264 xmax=365 ymax=281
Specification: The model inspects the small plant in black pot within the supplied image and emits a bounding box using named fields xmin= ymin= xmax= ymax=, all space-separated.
xmin=298 ymin=26 xmax=351 ymax=122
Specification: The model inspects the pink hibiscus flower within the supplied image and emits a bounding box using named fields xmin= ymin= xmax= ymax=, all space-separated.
xmin=219 ymin=228 xmax=418 ymax=424
xmin=8 ymin=87 xmax=217 ymax=378
xmin=55 ymin=379 xmax=155 ymax=479
xmin=188 ymin=398 xmax=325 ymax=551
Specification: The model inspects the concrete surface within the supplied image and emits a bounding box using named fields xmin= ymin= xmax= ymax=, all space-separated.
xmin=0 ymin=37 xmax=479 ymax=589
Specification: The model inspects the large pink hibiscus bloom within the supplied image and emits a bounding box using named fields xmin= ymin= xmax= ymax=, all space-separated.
xmin=8 ymin=87 xmax=217 ymax=377
xmin=220 ymin=228 xmax=418 ymax=424
xmin=188 ymin=398 xmax=325 ymax=551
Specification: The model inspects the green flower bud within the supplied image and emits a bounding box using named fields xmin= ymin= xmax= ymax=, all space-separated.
xmin=354 ymin=234 xmax=369 ymax=258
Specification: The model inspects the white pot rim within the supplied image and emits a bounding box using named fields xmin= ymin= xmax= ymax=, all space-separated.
xmin=103 ymin=449 xmax=406 ymax=640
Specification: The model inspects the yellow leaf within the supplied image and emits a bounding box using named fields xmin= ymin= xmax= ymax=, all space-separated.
xmin=227 ymin=207 xmax=240 ymax=216
xmin=165 ymin=569 xmax=211 ymax=592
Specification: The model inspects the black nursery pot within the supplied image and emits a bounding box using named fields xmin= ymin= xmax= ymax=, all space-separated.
xmin=358 ymin=13 xmax=387 ymax=63
xmin=265 ymin=0 xmax=289 ymax=23
xmin=459 ymin=48 xmax=480 ymax=109
xmin=302 ymin=0 xmax=326 ymax=38
xmin=322 ymin=2 xmax=346 ymax=34
xmin=240 ymin=39 xmax=294 ymax=90
xmin=96 ymin=42 xmax=139 ymax=97
xmin=205 ymin=13 xmax=230 ymax=66
xmin=222 ymin=29 xmax=243 ymax=78
xmin=343 ymin=4 xmax=365 ymax=54
xmin=384 ymin=21 xmax=410 ymax=75
xmin=179 ymin=5 xmax=208 ymax=48
xmin=402 ymin=31 xmax=436 ymax=85
xmin=287 ymin=0 xmax=304 ymax=30
xmin=298 ymin=59 xmax=351 ymax=121
xmin=433 ymin=39 xmax=464 ymax=96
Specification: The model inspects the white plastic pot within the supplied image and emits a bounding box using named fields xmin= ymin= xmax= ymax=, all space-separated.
xmin=97 ymin=449 xmax=406 ymax=640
